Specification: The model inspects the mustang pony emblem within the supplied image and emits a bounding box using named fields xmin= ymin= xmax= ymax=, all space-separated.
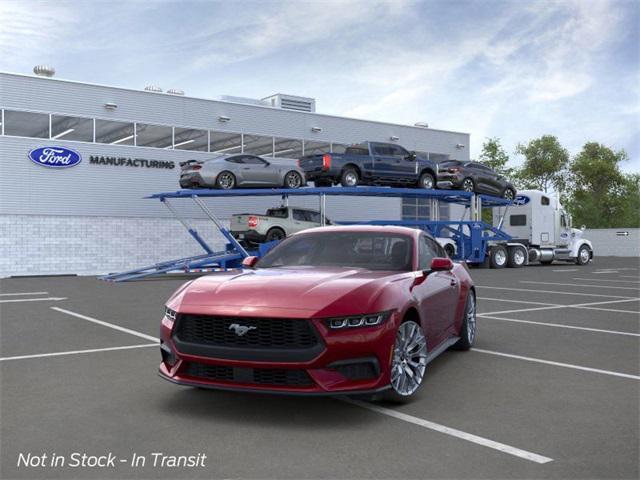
xmin=228 ymin=323 xmax=257 ymax=336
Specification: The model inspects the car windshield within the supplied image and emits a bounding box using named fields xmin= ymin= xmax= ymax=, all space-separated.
xmin=257 ymin=231 xmax=414 ymax=271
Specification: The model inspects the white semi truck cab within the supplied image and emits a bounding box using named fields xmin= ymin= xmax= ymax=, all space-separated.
xmin=490 ymin=190 xmax=593 ymax=267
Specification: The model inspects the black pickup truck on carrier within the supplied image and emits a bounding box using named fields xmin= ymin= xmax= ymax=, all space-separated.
xmin=298 ymin=141 xmax=440 ymax=189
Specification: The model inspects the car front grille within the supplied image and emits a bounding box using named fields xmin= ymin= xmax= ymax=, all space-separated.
xmin=175 ymin=315 xmax=318 ymax=348
xmin=183 ymin=362 xmax=314 ymax=387
xmin=172 ymin=315 xmax=323 ymax=362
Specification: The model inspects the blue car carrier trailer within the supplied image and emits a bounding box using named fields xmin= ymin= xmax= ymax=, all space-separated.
xmin=101 ymin=186 xmax=513 ymax=282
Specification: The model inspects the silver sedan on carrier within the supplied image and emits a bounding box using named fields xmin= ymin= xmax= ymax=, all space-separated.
xmin=179 ymin=154 xmax=306 ymax=189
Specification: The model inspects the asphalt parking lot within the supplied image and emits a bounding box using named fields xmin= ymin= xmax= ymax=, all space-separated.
xmin=1 ymin=257 xmax=638 ymax=479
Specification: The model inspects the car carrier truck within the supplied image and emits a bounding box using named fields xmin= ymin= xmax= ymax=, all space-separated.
xmin=488 ymin=189 xmax=593 ymax=268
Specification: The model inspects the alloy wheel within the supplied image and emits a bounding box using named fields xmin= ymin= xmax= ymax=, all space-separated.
xmin=466 ymin=294 xmax=477 ymax=344
xmin=494 ymin=248 xmax=507 ymax=266
xmin=421 ymin=175 xmax=434 ymax=189
xmin=462 ymin=179 xmax=474 ymax=192
xmin=285 ymin=172 xmax=302 ymax=188
xmin=391 ymin=321 xmax=427 ymax=397
xmin=504 ymin=189 xmax=515 ymax=200
xmin=218 ymin=172 xmax=235 ymax=189
xmin=579 ymin=246 xmax=590 ymax=264
xmin=513 ymin=248 xmax=525 ymax=265
xmin=344 ymin=172 xmax=358 ymax=186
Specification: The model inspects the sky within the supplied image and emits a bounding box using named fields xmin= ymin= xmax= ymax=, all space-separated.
xmin=1 ymin=0 xmax=638 ymax=172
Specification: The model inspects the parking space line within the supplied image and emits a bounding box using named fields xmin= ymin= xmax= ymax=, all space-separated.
xmin=478 ymin=297 xmax=558 ymax=306
xmin=478 ymin=286 xmax=637 ymax=299
xmin=573 ymin=278 xmax=640 ymax=284
xmin=479 ymin=298 xmax=640 ymax=316
xmin=471 ymin=349 xmax=640 ymax=380
xmin=342 ymin=399 xmax=553 ymax=464
xmin=0 ymin=297 xmax=67 ymax=304
xmin=552 ymin=269 xmax=579 ymax=272
xmin=621 ymin=275 xmax=640 ymax=279
xmin=478 ymin=315 xmax=640 ymax=337
xmin=0 ymin=291 xmax=49 ymax=296
xmin=0 ymin=344 xmax=157 ymax=362
xmin=520 ymin=281 xmax=640 ymax=291
xmin=51 ymin=307 xmax=159 ymax=342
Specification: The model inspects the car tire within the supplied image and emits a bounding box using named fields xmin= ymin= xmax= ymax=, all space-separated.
xmin=380 ymin=320 xmax=428 ymax=403
xmin=507 ymin=246 xmax=526 ymax=268
xmin=216 ymin=171 xmax=236 ymax=190
xmin=265 ymin=228 xmax=286 ymax=243
xmin=418 ymin=172 xmax=435 ymax=189
xmin=576 ymin=245 xmax=591 ymax=265
xmin=503 ymin=188 xmax=516 ymax=201
xmin=444 ymin=243 xmax=456 ymax=258
xmin=462 ymin=177 xmax=475 ymax=192
xmin=490 ymin=245 xmax=507 ymax=269
xmin=340 ymin=168 xmax=359 ymax=187
xmin=284 ymin=171 xmax=303 ymax=189
xmin=451 ymin=291 xmax=476 ymax=351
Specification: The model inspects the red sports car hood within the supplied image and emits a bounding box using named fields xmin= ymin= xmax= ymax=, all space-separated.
xmin=172 ymin=267 xmax=411 ymax=317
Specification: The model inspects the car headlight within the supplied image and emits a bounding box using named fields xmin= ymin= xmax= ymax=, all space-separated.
xmin=326 ymin=312 xmax=390 ymax=330
xmin=164 ymin=307 xmax=177 ymax=323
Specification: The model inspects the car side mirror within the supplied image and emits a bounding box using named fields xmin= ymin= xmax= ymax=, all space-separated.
xmin=242 ymin=256 xmax=259 ymax=268
xmin=407 ymin=151 xmax=417 ymax=161
xmin=430 ymin=257 xmax=453 ymax=272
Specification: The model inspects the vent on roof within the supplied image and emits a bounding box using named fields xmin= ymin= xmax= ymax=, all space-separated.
xmin=144 ymin=85 xmax=163 ymax=93
xmin=33 ymin=65 xmax=55 ymax=77
xmin=262 ymin=94 xmax=316 ymax=113
xmin=167 ymin=89 xmax=184 ymax=96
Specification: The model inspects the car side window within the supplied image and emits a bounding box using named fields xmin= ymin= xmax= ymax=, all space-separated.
xmin=242 ymin=155 xmax=267 ymax=165
xmin=418 ymin=235 xmax=436 ymax=270
xmin=225 ymin=156 xmax=244 ymax=164
xmin=306 ymin=211 xmax=321 ymax=223
xmin=389 ymin=145 xmax=410 ymax=158
xmin=292 ymin=209 xmax=308 ymax=221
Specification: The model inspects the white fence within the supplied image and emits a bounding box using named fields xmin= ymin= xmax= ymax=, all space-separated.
xmin=584 ymin=228 xmax=640 ymax=257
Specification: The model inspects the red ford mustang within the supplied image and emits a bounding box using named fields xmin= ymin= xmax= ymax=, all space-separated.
xmin=159 ymin=226 xmax=476 ymax=400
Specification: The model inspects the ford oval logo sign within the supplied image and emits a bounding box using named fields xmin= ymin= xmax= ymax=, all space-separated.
xmin=513 ymin=195 xmax=530 ymax=206
xmin=28 ymin=146 xmax=82 ymax=168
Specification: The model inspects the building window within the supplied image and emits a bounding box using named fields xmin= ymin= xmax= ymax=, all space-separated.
xmin=3 ymin=110 xmax=49 ymax=138
xmin=304 ymin=140 xmax=331 ymax=155
xmin=243 ymin=134 xmax=274 ymax=156
xmin=95 ymin=119 xmax=135 ymax=145
xmin=173 ymin=127 xmax=208 ymax=151
xmin=273 ymin=137 xmax=303 ymax=159
xmin=50 ymin=114 xmax=93 ymax=142
xmin=135 ymin=123 xmax=173 ymax=148
xmin=402 ymin=198 xmax=430 ymax=220
xmin=210 ymin=131 xmax=243 ymax=154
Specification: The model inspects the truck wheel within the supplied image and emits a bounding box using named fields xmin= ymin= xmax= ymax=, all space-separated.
xmin=340 ymin=168 xmax=359 ymax=187
xmin=490 ymin=245 xmax=507 ymax=269
xmin=576 ymin=245 xmax=591 ymax=265
xmin=507 ymin=246 xmax=526 ymax=268
xmin=265 ymin=228 xmax=286 ymax=242
xmin=216 ymin=171 xmax=236 ymax=189
xmin=462 ymin=178 xmax=475 ymax=192
xmin=444 ymin=243 xmax=455 ymax=258
xmin=418 ymin=172 xmax=435 ymax=189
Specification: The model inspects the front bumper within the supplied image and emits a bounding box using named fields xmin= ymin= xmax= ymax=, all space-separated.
xmin=158 ymin=311 xmax=398 ymax=395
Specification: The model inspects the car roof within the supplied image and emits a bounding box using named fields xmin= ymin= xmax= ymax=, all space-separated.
xmin=294 ymin=225 xmax=420 ymax=237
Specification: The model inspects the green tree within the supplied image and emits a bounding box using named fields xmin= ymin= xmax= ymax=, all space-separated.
xmin=565 ymin=142 xmax=638 ymax=228
xmin=479 ymin=137 xmax=513 ymax=176
xmin=516 ymin=135 xmax=569 ymax=193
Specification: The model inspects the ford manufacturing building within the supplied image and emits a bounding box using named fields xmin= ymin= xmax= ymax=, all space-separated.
xmin=0 ymin=70 xmax=470 ymax=278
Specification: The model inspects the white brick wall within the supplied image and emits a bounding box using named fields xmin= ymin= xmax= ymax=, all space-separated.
xmin=0 ymin=214 xmax=230 ymax=277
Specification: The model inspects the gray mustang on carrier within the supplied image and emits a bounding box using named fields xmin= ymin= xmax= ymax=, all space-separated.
xmin=179 ymin=154 xmax=307 ymax=189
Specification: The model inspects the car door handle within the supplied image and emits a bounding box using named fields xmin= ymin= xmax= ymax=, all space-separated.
xmin=243 ymin=167 xmax=251 ymax=170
